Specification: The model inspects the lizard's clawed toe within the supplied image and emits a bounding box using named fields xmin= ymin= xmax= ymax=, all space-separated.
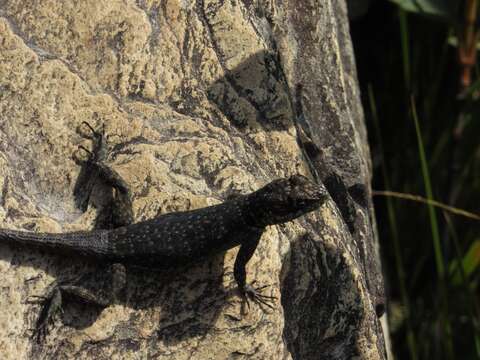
xmin=28 ymin=285 xmax=63 ymax=343
xmin=25 ymin=295 xmax=48 ymax=304
xmin=241 ymin=283 xmax=276 ymax=313
xmin=72 ymin=145 xmax=94 ymax=164
xmin=74 ymin=121 xmax=107 ymax=165
xmin=78 ymin=121 xmax=103 ymax=140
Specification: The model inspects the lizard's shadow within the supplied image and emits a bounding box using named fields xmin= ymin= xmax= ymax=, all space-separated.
xmin=0 ymin=235 xmax=110 ymax=333
xmin=69 ymin=164 xmax=229 ymax=341
xmin=205 ymin=50 xmax=293 ymax=132
xmin=0 ymin=180 xmax=228 ymax=343
xmin=0 ymin=49 xmax=294 ymax=344
xmin=125 ymin=254 xmax=229 ymax=345
xmin=280 ymin=231 xmax=383 ymax=359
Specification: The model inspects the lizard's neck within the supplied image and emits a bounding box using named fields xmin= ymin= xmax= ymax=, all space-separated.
xmin=240 ymin=193 xmax=270 ymax=228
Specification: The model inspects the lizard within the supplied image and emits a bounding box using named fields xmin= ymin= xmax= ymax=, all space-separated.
xmin=0 ymin=122 xmax=329 ymax=341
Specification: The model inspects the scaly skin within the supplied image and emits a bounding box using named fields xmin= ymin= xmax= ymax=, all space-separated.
xmin=0 ymin=123 xmax=328 ymax=341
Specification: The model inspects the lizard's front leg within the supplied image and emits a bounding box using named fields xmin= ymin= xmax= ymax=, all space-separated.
xmin=74 ymin=121 xmax=134 ymax=227
xmin=233 ymin=232 xmax=276 ymax=312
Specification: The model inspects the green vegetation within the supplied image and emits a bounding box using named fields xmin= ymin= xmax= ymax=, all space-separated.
xmin=351 ymin=1 xmax=480 ymax=359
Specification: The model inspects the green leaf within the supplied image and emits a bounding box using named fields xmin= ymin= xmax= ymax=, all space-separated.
xmin=450 ymin=239 xmax=480 ymax=285
xmin=389 ymin=0 xmax=458 ymax=21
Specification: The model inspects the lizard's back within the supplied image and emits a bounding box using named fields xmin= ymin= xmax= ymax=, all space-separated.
xmin=108 ymin=200 xmax=252 ymax=267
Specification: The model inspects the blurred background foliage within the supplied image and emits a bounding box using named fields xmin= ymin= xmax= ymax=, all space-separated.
xmin=349 ymin=0 xmax=480 ymax=359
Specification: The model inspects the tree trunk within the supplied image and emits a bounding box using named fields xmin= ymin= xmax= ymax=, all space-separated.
xmin=0 ymin=0 xmax=386 ymax=359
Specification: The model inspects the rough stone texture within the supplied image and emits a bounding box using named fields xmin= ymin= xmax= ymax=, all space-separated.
xmin=0 ymin=0 xmax=386 ymax=359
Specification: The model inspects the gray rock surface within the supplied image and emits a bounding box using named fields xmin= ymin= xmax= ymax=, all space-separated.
xmin=0 ymin=0 xmax=386 ymax=358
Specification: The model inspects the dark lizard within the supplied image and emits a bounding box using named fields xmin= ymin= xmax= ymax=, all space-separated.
xmin=0 ymin=122 xmax=328 ymax=340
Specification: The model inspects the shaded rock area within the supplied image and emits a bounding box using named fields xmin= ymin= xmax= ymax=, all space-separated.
xmin=0 ymin=0 xmax=386 ymax=359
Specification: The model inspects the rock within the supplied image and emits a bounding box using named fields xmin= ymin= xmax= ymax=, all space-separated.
xmin=0 ymin=1 xmax=386 ymax=358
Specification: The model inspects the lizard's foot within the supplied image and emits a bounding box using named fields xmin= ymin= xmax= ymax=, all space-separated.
xmin=74 ymin=120 xmax=134 ymax=226
xmin=73 ymin=144 xmax=95 ymax=164
xmin=26 ymin=275 xmax=116 ymax=343
xmin=26 ymin=284 xmax=63 ymax=343
xmin=241 ymin=282 xmax=276 ymax=313
xmin=74 ymin=122 xmax=129 ymax=196
xmin=74 ymin=121 xmax=106 ymax=164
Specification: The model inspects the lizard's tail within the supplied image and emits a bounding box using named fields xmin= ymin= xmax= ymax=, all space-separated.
xmin=0 ymin=228 xmax=110 ymax=256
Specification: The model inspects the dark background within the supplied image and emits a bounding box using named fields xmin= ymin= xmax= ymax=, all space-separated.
xmin=350 ymin=1 xmax=480 ymax=359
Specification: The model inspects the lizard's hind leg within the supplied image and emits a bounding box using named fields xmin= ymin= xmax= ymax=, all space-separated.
xmin=27 ymin=263 xmax=126 ymax=342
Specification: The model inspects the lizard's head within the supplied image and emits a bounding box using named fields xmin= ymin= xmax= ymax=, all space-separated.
xmin=248 ymin=174 xmax=328 ymax=226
